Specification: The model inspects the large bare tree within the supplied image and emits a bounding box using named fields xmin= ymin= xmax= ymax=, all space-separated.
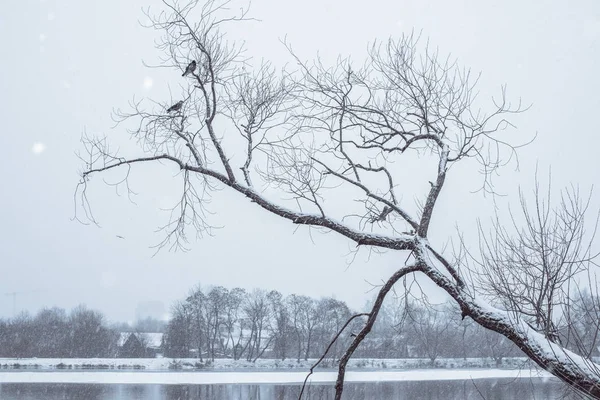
xmin=75 ymin=0 xmax=600 ymax=398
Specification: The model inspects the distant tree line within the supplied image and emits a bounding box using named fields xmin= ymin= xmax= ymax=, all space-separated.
xmin=163 ymin=287 xmax=354 ymax=362
xmin=1 ymin=290 xmax=597 ymax=362
xmin=0 ymin=306 xmax=170 ymax=359
xmin=363 ymin=291 xmax=600 ymax=364
xmin=0 ymin=305 xmax=119 ymax=358
xmin=164 ymin=285 xmax=600 ymax=365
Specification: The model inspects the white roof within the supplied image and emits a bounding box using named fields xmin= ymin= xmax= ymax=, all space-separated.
xmin=117 ymin=332 xmax=131 ymax=347
xmin=143 ymin=333 xmax=164 ymax=348
xmin=118 ymin=332 xmax=164 ymax=348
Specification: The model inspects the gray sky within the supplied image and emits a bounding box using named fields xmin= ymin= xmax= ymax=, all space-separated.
xmin=0 ymin=0 xmax=599 ymax=323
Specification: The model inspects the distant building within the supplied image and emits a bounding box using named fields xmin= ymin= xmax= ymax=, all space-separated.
xmin=119 ymin=333 xmax=145 ymax=358
xmin=135 ymin=301 xmax=168 ymax=322
xmin=118 ymin=332 xmax=164 ymax=358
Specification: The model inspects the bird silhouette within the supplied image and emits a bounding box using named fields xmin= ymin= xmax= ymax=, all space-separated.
xmin=166 ymin=100 xmax=184 ymax=113
xmin=182 ymin=60 xmax=197 ymax=77
xmin=370 ymin=205 xmax=393 ymax=223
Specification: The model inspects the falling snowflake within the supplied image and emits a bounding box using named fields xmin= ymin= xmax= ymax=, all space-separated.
xmin=47 ymin=12 xmax=55 ymax=21
xmin=39 ymin=33 xmax=46 ymax=42
xmin=143 ymin=76 xmax=153 ymax=90
xmin=32 ymin=142 xmax=46 ymax=155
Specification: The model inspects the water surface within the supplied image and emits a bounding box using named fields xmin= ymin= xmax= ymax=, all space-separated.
xmin=0 ymin=378 xmax=571 ymax=399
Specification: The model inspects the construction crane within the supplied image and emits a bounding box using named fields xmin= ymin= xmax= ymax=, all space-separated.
xmin=3 ymin=290 xmax=44 ymax=317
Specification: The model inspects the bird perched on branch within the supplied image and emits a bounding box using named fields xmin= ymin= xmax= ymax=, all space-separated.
xmin=166 ymin=100 xmax=184 ymax=113
xmin=182 ymin=60 xmax=197 ymax=77
xmin=370 ymin=205 xmax=393 ymax=223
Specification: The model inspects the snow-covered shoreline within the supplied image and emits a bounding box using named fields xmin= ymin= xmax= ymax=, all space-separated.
xmin=0 ymin=358 xmax=562 ymax=386
xmin=0 ymin=357 xmax=533 ymax=372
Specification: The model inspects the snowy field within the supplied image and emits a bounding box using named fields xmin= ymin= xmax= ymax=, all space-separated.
xmin=0 ymin=369 xmax=553 ymax=385
xmin=0 ymin=357 xmax=532 ymax=371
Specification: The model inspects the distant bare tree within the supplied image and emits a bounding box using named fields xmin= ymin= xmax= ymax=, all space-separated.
xmin=287 ymin=294 xmax=318 ymax=362
xmin=406 ymin=302 xmax=453 ymax=365
xmin=478 ymin=325 xmax=519 ymax=367
xmin=67 ymin=305 xmax=119 ymax=358
xmin=204 ymin=286 xmax=228 ymax=360
xmin=185 ymin=287 xmax=207 ymax=360
xmin=564 ymin=288 xmax=600 ymax=359
xmin=164 ymin=300 xmax=194 ymax=358
xmin=267 ymin=290 xmax=292 ymax=361
xmin=313 ymin=298 xmax=352 ymax=360
xmin=243 ymin=289 xmax=273 ymax=362
xmin=76 ymin=0 xmax=600 ymax=398
xmin=222 ymin=287 xmax=246 ymax=360
xmin=33 ymin=308 xmax=69 ymax=358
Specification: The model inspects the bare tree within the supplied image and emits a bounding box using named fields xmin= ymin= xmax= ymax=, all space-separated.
xmin=267 ymin=290 xmax=292 ymax=361
xmin=362 ymin=294 xmax=412 ymax=359
xmin=565 ymin=289 xmax=600 ymax=359
xmin=222 ymin=287 xmax=246 ymax=360
xmin=243 ymin=289 xmax=273 ymax=362
xmin=185 ymin=286 xmax=207 ymax=360
xmin=474 ymin=176 xmax=599 ymax=344
xmin=477 ymin=325 xmax=519 ymax=367
xmin=407 ymin=302 xmax=454 ymax=366
xmin=76 ymin=0 xmax=600 ymax=398
xmin=205 ymin=286 xmax=228 ymax=360
xmin=313 ymin=298 xmax=352 ymax=360
xmin=287 ymin=294 xmax=317 ymax=362
xmin=165 ymin=300 xmax=194 ymax=358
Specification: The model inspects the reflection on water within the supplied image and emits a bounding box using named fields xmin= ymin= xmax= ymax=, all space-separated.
xmin=0 ymin=379 xmax=572 ymax=400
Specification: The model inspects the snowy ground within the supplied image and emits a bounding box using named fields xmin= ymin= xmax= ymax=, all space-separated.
xmin=0 ymin=369 xmax=554 ymax=385
xmin=0 ymin=357 xmax=532 ymax=371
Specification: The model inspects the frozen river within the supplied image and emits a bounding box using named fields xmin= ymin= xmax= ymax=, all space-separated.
xmin=0 ymin=369 xmax=571 ymax=399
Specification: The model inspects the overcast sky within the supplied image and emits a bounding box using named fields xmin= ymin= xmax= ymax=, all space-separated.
xmin=0 ymin=0 xmax=598 ymax=323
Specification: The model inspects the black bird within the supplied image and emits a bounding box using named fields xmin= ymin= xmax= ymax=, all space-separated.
xmin=378 ymin=206 xmax=392 ymax=221
xmin=182 ymin=60 xmax=197 ymax=77
xmin=166 ymin=100 xmax=184 ymax=113
xmin=370 ymin=205 xmax=392 ymax=223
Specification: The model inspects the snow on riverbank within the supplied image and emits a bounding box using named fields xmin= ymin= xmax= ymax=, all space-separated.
xmin=0 ymin=369 xmax=554 ymax=385
xmin=0 ymin=357 xmax=532 ymax=371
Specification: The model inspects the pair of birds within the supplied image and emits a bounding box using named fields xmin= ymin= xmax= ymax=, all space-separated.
xmin=166 ymin=60 xmax=197 ymax=113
